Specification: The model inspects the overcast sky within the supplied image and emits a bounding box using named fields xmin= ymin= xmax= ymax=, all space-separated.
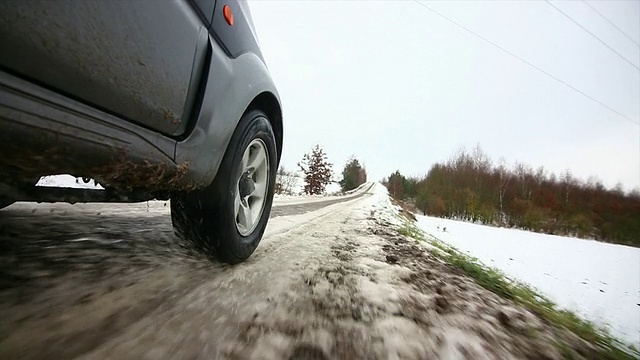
xmin=248 ymin=0 xmax=640 ymax=191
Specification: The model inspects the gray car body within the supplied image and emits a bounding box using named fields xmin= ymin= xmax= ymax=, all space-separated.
xmin=0 ymin=0 xmax=282 ymax=198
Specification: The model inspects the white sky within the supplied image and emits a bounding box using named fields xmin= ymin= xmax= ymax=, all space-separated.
xmin=248 ymin=0 xmax=640 ymax=191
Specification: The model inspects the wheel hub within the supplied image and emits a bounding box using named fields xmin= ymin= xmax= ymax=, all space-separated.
xmin=238 ymin=172 xmax=256 ymax=199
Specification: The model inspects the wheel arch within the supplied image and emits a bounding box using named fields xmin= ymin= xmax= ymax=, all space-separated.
xmin=174 ymin=46 xmax=281 ymax=190
xmin=245 ymin=91 xmax=283 ymax=167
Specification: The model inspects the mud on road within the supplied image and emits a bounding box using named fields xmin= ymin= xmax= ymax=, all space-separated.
xmin=0 ymin=187 xmax=596 ymax=359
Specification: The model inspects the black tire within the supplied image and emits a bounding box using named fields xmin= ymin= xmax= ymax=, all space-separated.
xmin=0 ymin=177 xmax=37 ymax=209
xmin=171 ymin=109 xmax=277 ymax=264
xmin=0 ymin=198 xmax=14 ymax=209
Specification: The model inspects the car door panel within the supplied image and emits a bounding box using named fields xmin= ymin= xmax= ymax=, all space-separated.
xmin=0 ymin=0 xmax=208 ymax=136
xmin=189 ymin=0 xmax=216 ymax=26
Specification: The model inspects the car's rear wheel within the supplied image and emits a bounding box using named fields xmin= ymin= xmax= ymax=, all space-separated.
xmin=0 ymin=197 xmax=14 ymax=209
xmin=171 ymin=109 xmax=277 ymax=264
xmin=0 ymin=177 xmax=39 ymax=209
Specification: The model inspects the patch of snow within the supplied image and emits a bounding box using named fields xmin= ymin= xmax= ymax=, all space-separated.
xmin=36 ymin=175 xmax=104 ymax=190
xmin=416 ymin=215 xmax=640 ymax=347
xmin=274 ymin=183 xmax=343 ymax=198
xmin=343 ymin=182 xmax=371 ymax=195
xmin=355 ymin=183 xmax=404 ymax=228
xmin=324 ymin=182 xmax=342 ymax=195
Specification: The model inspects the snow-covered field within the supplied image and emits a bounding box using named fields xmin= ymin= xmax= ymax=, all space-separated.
xmin=416 ymin=215 xmax=640 ymax=347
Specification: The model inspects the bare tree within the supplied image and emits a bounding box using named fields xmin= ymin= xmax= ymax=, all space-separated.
xmin=562 ymin=169 xmax=573 ymax=208
xmin=514 ymin=162 xmax=532 ymax=200
xmin=472 ymin=144 xmax=492 ymax=173
xmin=275 ymin=166 xmax=299 ymax=195
xmin=497 ymin=157 xmax=510 ymax=223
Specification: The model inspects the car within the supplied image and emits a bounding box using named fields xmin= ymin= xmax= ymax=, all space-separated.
xmin=0 ymin=0 xmax=283 ymax=264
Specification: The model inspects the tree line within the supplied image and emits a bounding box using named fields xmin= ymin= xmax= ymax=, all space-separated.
xmin=383 ymin=146 xmax=640 ymax=247
xmin=276 ymin=145 xmax=367 ymax=195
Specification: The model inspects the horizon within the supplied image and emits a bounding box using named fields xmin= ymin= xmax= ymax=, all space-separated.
xmin=249 ymin=0 xmax=640 ymax=192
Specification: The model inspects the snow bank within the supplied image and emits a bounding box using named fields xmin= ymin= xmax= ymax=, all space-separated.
xmin=416 ymin=215 xmax=640 ymax=347
xmin=359 ymin=182 xmax=404 ymax=227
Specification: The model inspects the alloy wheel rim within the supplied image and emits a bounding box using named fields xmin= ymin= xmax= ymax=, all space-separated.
xmin=235 ymin=138 xmax=269 ymax=236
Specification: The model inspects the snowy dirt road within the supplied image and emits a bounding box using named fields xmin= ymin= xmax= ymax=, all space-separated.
xmin=0 ymin=183 xmax=597 ymax=359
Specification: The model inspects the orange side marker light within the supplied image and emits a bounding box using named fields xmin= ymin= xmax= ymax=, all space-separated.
xmin=223 ymin=5 xmax=234 ymax=26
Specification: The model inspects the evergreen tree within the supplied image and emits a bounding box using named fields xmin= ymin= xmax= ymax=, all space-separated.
xmin=298 ymin=145 xmax=333 ymax=195
xmin=340 ymin=156 xmax=367 ymax=192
